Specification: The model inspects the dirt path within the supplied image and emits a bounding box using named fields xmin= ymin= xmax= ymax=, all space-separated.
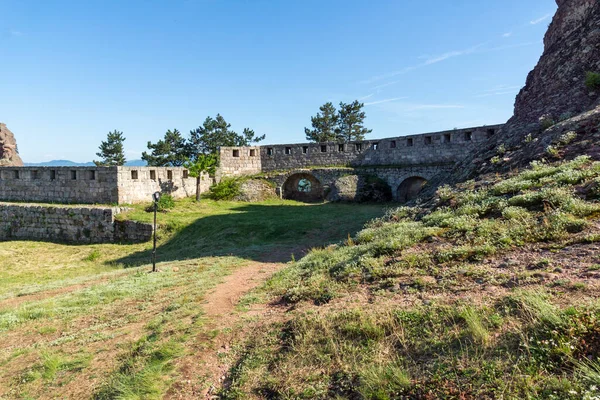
xmin=166 ymin=260 xmax=288 ymax=399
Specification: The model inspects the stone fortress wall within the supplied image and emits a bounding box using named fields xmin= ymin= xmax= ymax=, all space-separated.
xmin=219 ymin=124 xmax=504 ymax=174
xmin=0 ymin=203 xmax=153 ymax=244
xmin=218 ymin=124 xmax=504 ymax=202
xmin=0 ymin=166 xmax=209 ymax=204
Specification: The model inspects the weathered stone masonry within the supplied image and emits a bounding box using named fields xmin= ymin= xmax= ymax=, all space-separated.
xmin=0 ymin=166 xmax=209 ymax=204
xmin=219 ymin=125 xmax=503 ymax=176
xmin=218 ymin=124 xmax=504 ymax=202
xmin=0 ymin=203 xmax=153 ymax=244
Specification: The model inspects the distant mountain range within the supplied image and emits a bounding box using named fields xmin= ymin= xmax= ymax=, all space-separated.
xmin=24 ymin=159 xmax=147 ymax=167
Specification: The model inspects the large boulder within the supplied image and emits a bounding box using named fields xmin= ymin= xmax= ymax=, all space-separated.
xmin=234 ymin=179 xmax=277 ymax=202
xmin=0 ymin=123 xmax=24 ymax=166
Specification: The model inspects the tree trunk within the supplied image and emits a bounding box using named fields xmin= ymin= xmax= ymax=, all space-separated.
xmin=196 ymin=176 xmax=201 ymax=202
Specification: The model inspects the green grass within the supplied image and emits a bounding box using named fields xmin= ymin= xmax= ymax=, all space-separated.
xmin=0 ymin=199 xmax=384 ymax=299
xmin=223 ymin=292 xmax=600 ymax=399
xmin=221 ymin=157 xmax=600 ymax=399
xmin=118 ymin=198 xmax=387 ymax=265
xmin=260 ymin=156 xmax=600 ymax=305
xmin=0 ymin=199 xmax=385 ymax=399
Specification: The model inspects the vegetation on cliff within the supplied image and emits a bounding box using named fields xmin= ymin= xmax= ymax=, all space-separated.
xmin=221 ymin=156 xmax=600 ymax=399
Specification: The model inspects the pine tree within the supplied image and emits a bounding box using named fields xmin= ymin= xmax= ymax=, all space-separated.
xmin=305 ymin=102 xmax=339 ymax=143
xmin=142 ymin=129 xmax=189 ymax=166
xmin=187 ymin=114 xmax=265 ymax=159
xmin=336 ymin=101 xmax=372 ymax=142
xmin=94 ymin=130 xmax=126 ymax=166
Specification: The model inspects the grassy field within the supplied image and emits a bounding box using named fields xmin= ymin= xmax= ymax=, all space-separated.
xmin=0 ymin=199 xmax=386 ymax=399
xmin=221 ymin=157 xmax=600 ymax=399
xmin=3 ymin=157 xmax=600 ymax=399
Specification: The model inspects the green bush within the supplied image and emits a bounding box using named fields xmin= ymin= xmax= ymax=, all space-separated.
xmin=207 ymin=178 xmax=242 ymax=200
xmin=146 ymin=194 xmax=175 ymax=212
xmin=585 ymin=71 xmax=600 ymax=90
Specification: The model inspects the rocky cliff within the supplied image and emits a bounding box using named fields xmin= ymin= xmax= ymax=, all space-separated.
xmin=510 ymin=0 xmax=600 ymax=130
xmin=436 ymin=0 xmax=600 ymax=186
xmin=0 ymin=123 xmax=24 ymax=166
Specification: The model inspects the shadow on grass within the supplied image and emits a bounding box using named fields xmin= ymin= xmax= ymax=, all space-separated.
xmin=112 ymin=202 xmax=386 ymax=267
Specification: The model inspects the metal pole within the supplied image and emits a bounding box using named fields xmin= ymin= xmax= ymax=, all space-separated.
xmin=152 ymin=200 xmax=157 ymax=272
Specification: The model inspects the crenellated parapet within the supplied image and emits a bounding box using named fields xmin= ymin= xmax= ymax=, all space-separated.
xmin=219 ymin=124 xmax=503 ymax=177
xmin=217 ymin=124 xmax=504 ymax=203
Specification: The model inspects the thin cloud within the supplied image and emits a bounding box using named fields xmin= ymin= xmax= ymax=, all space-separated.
xmin=364 ymin=97 xmax=407 ymax=106
xmin=361 ymin=42 xmax=487 ymax=85
xmin=9 ymin=30 xmax=22 ymax=36
xmin=406 ymin=104 xmax=464 ymax=111
xmin=359 ymin=93 xmax=375 ymax=101
xmin=360 ymin=66 xmax=417 ymax=85
xmin=372 ymin=80 xmax=403 ymax=91
xmin=502 ymin=32 xmax=513 ymax=38
xmin=483 ymin=84 xmax=522 ymax=92
xmin=474 ymin=84 xmax=522 ymax=98
xmin=361 ymin=37 xmax=539 ymax=89
xmin=421 ymin=43 xmax=485 ymax=66
xmin=474 ymin=90 xmax=519 ymax=98
xmin=481 ymin=41 xmax=541 ymax=53
xmin=530 ymin=13 xmax=553 ymax=25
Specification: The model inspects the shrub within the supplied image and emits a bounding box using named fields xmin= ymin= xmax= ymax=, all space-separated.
xmin=145 ymin=194 xmax=175 ymax=212
xmin=496 ymin=143 xmax=507 ymax=155
xmin=585 ymin=71 xmax=600 ymax=90
xmin=539 ymin=114 xmax=556 ymax=130
xmin=156 ymin=194 xmax=175 ymax=211
xmin=523 ymin=133 xmax=535 ymax=144
xmin=558 ymin=131 xmax=577 ymax=146
xmin=84 ymin=249 xmax=101 ymax=262
xmin=207 ymin=178 xmax=242 ymax=200
xmin=546 ymin=145 xmax=559 ymax=157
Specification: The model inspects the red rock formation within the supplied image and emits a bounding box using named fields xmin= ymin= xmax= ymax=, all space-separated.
xmin=0 ymin=123 xmax=24 ymax=166
xmin=428 ymin=0 xmax=600 ymax=188
xmin=510 ymin=0 xmax=600 ymax=128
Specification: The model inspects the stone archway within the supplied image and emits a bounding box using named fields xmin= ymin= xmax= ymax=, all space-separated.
xmin=282 ymin=173 xmax=323 ymax=202
xmin=397 ymin=176 xmax=427 ymax=203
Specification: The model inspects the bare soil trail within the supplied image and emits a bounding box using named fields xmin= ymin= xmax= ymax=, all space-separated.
xmin=166 ymin=258 xmax=290 ymax=399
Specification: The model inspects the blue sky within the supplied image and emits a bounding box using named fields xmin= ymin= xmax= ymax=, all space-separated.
xmin=1 ymin=0 xmax=557 ymax=163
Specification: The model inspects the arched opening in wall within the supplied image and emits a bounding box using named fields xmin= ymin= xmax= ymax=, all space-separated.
xmin=397 ymin=176 xmax=427 ymax=203
xmin=282 ymin=173 xmax=323 ymax=202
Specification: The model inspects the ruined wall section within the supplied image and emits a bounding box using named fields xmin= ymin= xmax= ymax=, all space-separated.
xmin=219 ymin=125 xmax=503 ymax=175
xmin=0 ymin=203 xmax=153 ymax=244
xmin=0 ymin=166 xmax=118 ymax=203
xmin=0 ymin=166 xmax=205 ymax=204
xmin=116 ymin=167 xmax=205 ymax=204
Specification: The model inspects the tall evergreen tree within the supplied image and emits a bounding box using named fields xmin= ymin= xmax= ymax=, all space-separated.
xmin=142 ymin=129 xmax=189 ymax=166
xmin=305 ymin=102 xmax=339 ymax=143
xmin=94 ymin=130 xmax=126 ymax=166
xmin=187 ymin=114 xmax=265 ymax=159
xmin=336 ymin=100 xmax=372 ymax=142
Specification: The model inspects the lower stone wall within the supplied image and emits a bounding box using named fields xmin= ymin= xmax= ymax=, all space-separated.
xmin=0 ymin=203 xmax=153 ymax=244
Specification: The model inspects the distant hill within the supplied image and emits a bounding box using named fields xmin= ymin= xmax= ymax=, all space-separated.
xmin=24 ymin=159 xmax=147 ymax=167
